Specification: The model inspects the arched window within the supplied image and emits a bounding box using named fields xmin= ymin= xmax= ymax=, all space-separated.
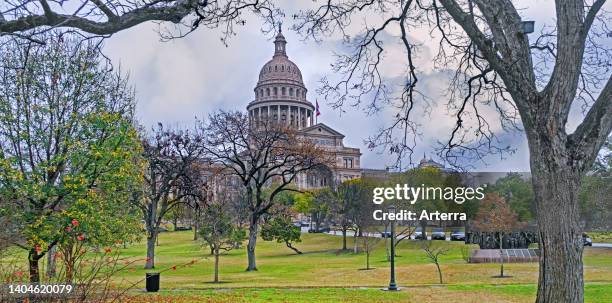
xmin=288 ymin=66 xmax=291 ymax=72
xmin=281 ymin=87 xmax=286 ymax=95
xmin=266 ymin=88 xmax=270 ymax=96
xmin=296 ymin=89 xmax=300 ymax=98
xmin=268 ymin=66 xmax=271 ymax=72
xmin=274 ymin=65 xmax=278 ymax=71
xmin=273 ymin=87 xmax=278 ymax=96
xmin=281 ymin=65 xmax=284 ymax=71
xmin=289 ymin=87 xmax=294 ymax=96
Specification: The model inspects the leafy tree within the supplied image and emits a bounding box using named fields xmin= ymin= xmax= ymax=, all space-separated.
xmin=294 ymin=189 xmax=330 ymax=232
xmin=261 ymin=216 xmax=302 ymax=254
xmin=394 ymin=167 xmax=449 ymax=239
xmin=488 ymin=173 xmax=535 ymax=221
xmin=0 ymin=33 xmax=141 ymax=282
xmin=472 ymin=193 xmax=526 ymax=277
xmin=329 ymin=179 xmax=368 ymax=251
xmin=198 ymin=203 xmax=246 ymax=283
xmin=578 ymin=174 xmax=612 ymax=230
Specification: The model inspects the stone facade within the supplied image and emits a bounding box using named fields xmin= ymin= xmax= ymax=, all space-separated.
xmin=247 ymin=30 xmax=361 ymax=190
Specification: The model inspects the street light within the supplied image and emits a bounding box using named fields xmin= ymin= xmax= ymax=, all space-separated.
xmin=386 ymin=204 xmax=399 ymax=291
xmin=520 ymin=21 xmax=535 ymax=34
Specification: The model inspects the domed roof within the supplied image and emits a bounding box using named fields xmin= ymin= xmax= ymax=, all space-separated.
xmin=257 ymin=31 xmax=304 ymax=86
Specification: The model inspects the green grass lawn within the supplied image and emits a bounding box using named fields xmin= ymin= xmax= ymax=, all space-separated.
xmin=3 ymin=230 xmax=612 ymax=302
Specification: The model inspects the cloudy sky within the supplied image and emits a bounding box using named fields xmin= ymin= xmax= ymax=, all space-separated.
xmin=101 ymin=0 xmax=599 ymax=171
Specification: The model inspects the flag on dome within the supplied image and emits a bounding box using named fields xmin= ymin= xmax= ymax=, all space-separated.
xmin=316 ymin=100 xmax=321 ymax=117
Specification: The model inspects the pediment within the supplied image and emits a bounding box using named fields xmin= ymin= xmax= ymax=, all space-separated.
xmin=300 ymin=123 xmax=345 ymax=138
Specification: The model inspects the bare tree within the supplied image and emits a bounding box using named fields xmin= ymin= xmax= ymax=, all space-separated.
xmin=421 ymin=241 xmax=449 ymax=284
xmin=295 ymin=1 xmax=611 ymax=301
xmin=133 ymin=124 xmax=206 ymax=269
xmin=199 ymin=110 xmax=330 ymax=271
xmin=0 ymin=0 xmax=280 ymax=43
xmin=198 ymin=195 xmax=246 ymax=283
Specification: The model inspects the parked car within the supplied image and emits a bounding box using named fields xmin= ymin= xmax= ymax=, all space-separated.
xmin=175 ymin=226 xmax=192 ymax=231
xmin=156 ymin=226 xmax=169 ymax=232
xmin=414 ymin=227 xmax=425 ymax=240
xmin=583 ymin=233 xmax=593 ymax=246
xmin=308 ymin=227 xmax=331 ymax=233
xmin=380 ymin=231 xmax=392 ymax=238
xmin=450 ymin=230 xmax=465 ymax=241
xmin=431 ymin=228 xmax=446 ymax=240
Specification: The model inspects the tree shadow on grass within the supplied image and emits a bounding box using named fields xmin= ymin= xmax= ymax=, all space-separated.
xmin=271 ymin=249 xmax=339 ymax=257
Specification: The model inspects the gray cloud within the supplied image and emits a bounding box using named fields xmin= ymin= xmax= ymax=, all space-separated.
xmin=103 ymin=0 xmax=594 ymax=172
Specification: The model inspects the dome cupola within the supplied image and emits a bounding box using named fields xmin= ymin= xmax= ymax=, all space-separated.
xmin=248 ymin=25 xmax=315 ymax=130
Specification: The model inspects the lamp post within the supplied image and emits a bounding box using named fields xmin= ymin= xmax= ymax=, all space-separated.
xmin=520 ymin=21 xmax=535 ymax=34
xmin=387 ymin=204 xmax=398 ymax=291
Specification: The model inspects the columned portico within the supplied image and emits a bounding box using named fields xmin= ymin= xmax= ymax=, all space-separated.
xmin=246 ymin=29 xmax=362 ymax=190
xmin=247 ymin=29 xmax=314 ymax=130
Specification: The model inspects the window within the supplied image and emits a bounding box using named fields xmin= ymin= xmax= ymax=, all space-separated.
xmin=273 ymin=87 xmax=278 ymax=95
xmin=343 ymin=158 xmax=353 ymax=168
xmin=282 ymin=87 xmax=286 ymax=95
xmin=266 ymin=88 xmax=270 ymax=96
xmin=289 ymin=87 xmax=294 ymax=96
xmin=275 ymin=65 xmax=278 ymax=71
xmin=281 ymin=65 xmax=284 ymax=71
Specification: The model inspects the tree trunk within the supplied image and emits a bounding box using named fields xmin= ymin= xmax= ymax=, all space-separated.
xmin=366 ymin=250 xmax=370 ymax=270
xmin=246 ymin=217 xmax=259 ymax=271
xmin=144 ymin=233 xmax=157 ymax=269
xmin=341 ymin=228 xmax=347 ymax=250
xmin=28 ymin=254 xmax=41 ymax=283
xmin=420 ymin=220 xmax=427 ymax=240
xmin=530 ymin=138 xmax=584 ymax=303
xmin=213 ymin=247 xmax=219 ymax=283
xmin=435 ymin=262 xmax=443 ymax=284
xmin=193 ymin=213 xmax=199 ymax=241
xmin=65 ymin=262 xmax=74 ymax=283
xmin=286 ymin=242 xmax=302 ymax=254
xmin=46 ymin=246 xmax=56 ymax=278
xmin=499 ymin=232 xmax=504 ymax=277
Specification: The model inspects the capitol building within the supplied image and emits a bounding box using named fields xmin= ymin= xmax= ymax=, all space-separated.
xmin=246 ymin=29 xmax=362 ymax=190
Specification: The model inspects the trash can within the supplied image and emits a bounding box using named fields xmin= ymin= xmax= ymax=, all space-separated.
xmin=145 ymin=272 xmax=160 ymax=292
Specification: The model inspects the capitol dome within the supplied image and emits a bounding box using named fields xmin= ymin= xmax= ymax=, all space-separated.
xmin=247 ymin=29 xmax=315 ymax=130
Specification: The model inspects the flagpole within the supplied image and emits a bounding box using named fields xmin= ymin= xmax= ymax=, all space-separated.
xmin=315 ymin=99 xmax=319 ymax=125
